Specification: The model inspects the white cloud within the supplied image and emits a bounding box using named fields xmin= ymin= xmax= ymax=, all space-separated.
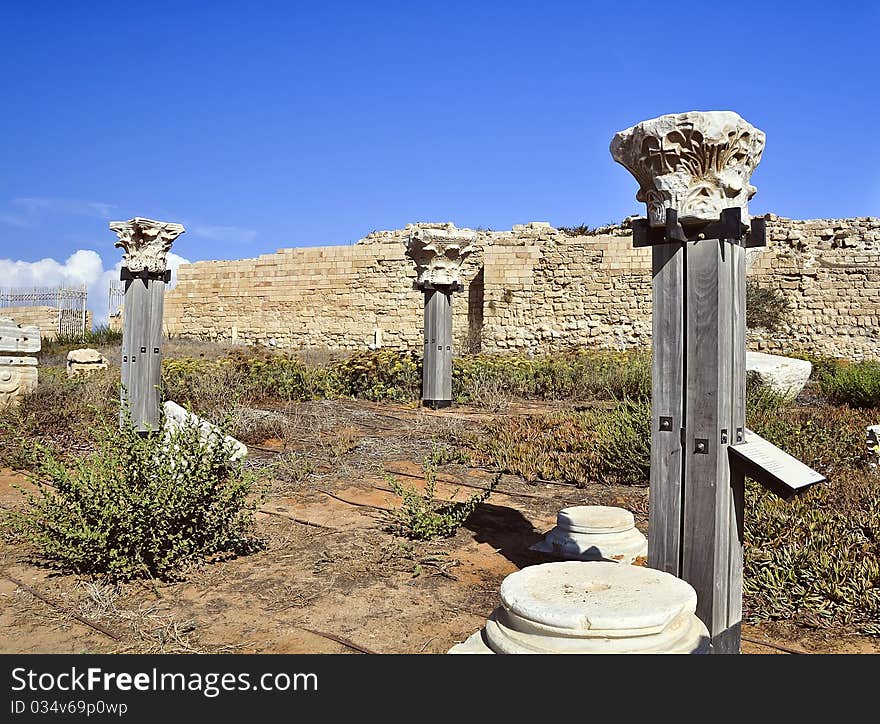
xmin=0 ymin=250 xmax=190 ymax=326
xmin=192 ymin=224 xmax=257 ymax=243
xmin=11 ymin=197 xmax=117 ymax=219
xmin=0 ymin=197 xmax=118 ymax=228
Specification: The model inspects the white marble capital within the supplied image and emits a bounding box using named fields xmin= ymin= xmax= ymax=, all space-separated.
xmin=404 ymin=222 xmax=477 ymax=287
xmin=109 ymin=217 xmax=185 ymax=274
xmin=610 ymin=111 xmax=765 ymax=227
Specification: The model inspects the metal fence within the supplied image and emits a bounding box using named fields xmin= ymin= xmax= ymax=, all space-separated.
xmin=108 ymin=280 xmax=124 ymax=319
xmin=0 ymin=284 xmax=89 ymax=337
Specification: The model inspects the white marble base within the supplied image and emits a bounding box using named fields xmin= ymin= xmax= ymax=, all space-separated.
xmin=449 ymin=561 xmax=709 ymax=654
xmin=530 ymin=506 xmax=647 ymax=563
xmin=162 ymin=401 xmax=248 ymax=462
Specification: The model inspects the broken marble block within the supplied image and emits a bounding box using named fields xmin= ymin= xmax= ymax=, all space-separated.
xmin=868 ymin=425 xmax=880 ymax=467
xmin=162 ymin=401 xmax=248 ymax=462
xmin=66 ymin=348 xmax=109 ymax=377
xmin=746 ymin=352 xmax=812 ymax=401
xmin=448 ymin=561 xmax=709 ymax=654
xmin=530 ymin=506 xmax=647 ymax=564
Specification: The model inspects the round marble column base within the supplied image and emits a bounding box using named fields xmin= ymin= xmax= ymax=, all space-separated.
xmin=448 ymin=561 xmax=708 ymax=654
xmin=530 ymin=506 xmax=647 ymax=564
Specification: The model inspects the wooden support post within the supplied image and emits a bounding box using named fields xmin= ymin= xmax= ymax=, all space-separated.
xmin=648 ymin=242 xmax=685 ymax=576
xmin=682 ymin=236 xmax=740 ymax=652
xmin=110 ymin=218 xmax=185 ymax=433
xmin=120 ymin=270 xmax=167 ymax=432
xmin=614 ymin=112 xmax=824 ymax=654
xmin=421 ymin=285 xmax=454 ymax=408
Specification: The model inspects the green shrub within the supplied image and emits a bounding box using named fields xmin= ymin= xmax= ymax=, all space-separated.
xmin=332 ymin=349 xmax=420 ymax=401
xmin=465 ymin=398 xmax=650 ymax=486
xmin=9 ymin=412 xmax=263 ymax=581
xmin=744 ymin=472 xmax=880 ymax=634
xmin=383 ymin=457 xmax=499 ymax=540
xmin=226 ymin=349 xmax=333 ymax=400
xmin=818 ymin=360 xmax=880 ymax=408
xmin=453 ymin=349 xmax=651 ymax=403
xmin=39 ymin=324 xmax=123 ymax=357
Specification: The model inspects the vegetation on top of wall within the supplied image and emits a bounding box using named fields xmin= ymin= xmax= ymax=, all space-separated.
xmin=745 ymin=280 xmax=791 ymax=331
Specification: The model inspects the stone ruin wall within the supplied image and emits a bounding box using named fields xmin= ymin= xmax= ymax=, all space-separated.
xmin=162 ymin=215 xmax=880 ymax=360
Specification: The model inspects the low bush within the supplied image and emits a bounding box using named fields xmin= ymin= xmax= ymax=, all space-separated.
xmin=453 ymin=349 xmax=651 ymax=402
xmin=332 ymin=349 xmax=420 ymax=401
xmin=40 ymin=324 xmax=123 ymax=358
xmin=0 ymin=367 xmax=118 ymax=468
xmin=747 ymin=399 xmax=877 ymax=476
xmin=744 ymin=472 xmax=880 ymax=634
xmin=383 ymin=456 xmax=499 ymax=540
xmin=465 ymin=398 xmax=650 ymax=486
xmin=818 ymin=360 xmax=880 ymax=408
xmin=8 ymin=411 xmax=263 ymax=581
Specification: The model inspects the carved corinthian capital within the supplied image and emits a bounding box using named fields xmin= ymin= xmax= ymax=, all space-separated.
xmin=610 ymin=111 xmax=766 ymax=227
xmin=405 ymin=223 xmax=478 ymax=287
xmin=109 ymin=217 xmax=186 ymax=273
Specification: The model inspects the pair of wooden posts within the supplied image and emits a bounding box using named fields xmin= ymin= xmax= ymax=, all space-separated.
xmin=613 ymin=112 xmax=825 ymax=653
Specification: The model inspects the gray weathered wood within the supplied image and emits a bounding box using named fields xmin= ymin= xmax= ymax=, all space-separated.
xmin=121 ymin=275 xmax=165 ymax=432
xmin=648 ymin=242 xmax=685 ymax=576
xmin=422 ymin=288 xmax=453 ymax=406
xmin=682 ymin=237 xmax=739 ymax=652
xmin=725 ymin=239 xmax=747 ymax=652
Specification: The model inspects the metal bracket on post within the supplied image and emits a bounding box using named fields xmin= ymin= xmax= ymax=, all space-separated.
xmin=632 ymin=207 xmax=766 ymax=248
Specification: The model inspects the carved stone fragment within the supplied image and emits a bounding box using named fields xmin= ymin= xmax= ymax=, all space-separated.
xmin=0 ymin=316 xmax=40 ymax=409
xmin=404 ymin=222 xmax=477 ymax=287
xmin=108 ymin=217 xmax=186 ymax=274
xmin=0 ymin=356 xmax=38 ymax=409
xmin=610 ymin=111 xmax=765 ymax=227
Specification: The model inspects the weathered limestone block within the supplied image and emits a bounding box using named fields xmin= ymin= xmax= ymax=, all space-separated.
xmin=0 ymin=357 xmax=38 ymax=409
xmin=66 ymin=348 xmax=109 ymax=377
xmin=530 ymin=506 xmax=647 ymax=563
xmin=162 ymin=401 xmax=248 ymax=462
xmin=0 ymin=316 xmax=40 ymax=409
xmin=405 ymin=222 xmax=478 ymax=287
xmin=448 ymin=561 xmax=709 ymax=654
xmin=109 ymin=217 xmax=186 ymax=273
xmin=0 ymin=317 xmax=41 ymax=353
xmin=610 ymin=111 xmax=765 ymax=227
xmin=746 ymin=351 xmax=812 ymax=400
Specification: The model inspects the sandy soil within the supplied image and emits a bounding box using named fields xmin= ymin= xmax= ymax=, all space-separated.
xmin=1 ymin=399 xmax=876 ymax=655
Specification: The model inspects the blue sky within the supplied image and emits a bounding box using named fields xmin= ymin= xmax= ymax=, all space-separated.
xmin=0 ymin=0 xmax=877 ymax=280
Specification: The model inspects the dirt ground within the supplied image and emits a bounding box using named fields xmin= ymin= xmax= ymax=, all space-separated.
xmin=1 ymin=399 xmax=877 ymax=655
